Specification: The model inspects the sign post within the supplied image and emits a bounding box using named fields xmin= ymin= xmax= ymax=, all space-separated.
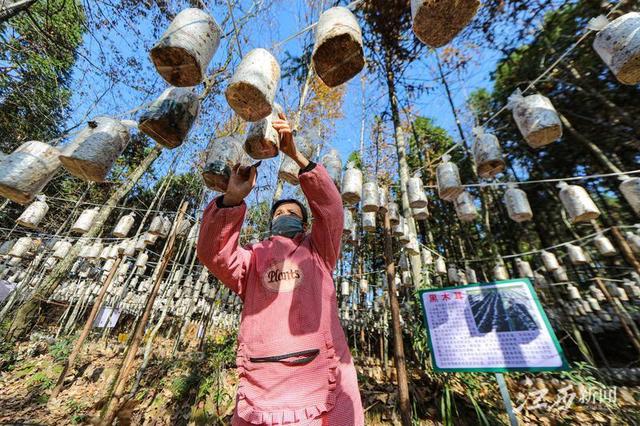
xmin=495 ymin=372 xmax=519 ymax=426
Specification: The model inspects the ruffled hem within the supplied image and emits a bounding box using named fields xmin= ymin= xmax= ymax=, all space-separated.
xmin=235 ymin=336 xmax=339 ymax=425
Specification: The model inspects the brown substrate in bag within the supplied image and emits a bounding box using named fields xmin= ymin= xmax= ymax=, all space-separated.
xmin=225 ymin=82 xmax=272 ymax=122
xmin=413 ymin=0 xmax=480 ymax=47
xmin=150 ymin=46 xmax=201 ymax=87
xmin=313 ymin=33 xmax=365 ymax=88
xmin=525 ymin=125 xmax=562 ymax=149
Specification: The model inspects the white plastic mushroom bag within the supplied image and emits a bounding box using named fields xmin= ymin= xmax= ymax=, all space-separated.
xmin=150 ymin=8 xmax=221 ymax=87
xmin=591 ymin=13 xmax=640 ymax=85
xmin=508 ymin=89 xmax=562 ymax=149
xmin=225 ymin=48 xmax=280 ymax=122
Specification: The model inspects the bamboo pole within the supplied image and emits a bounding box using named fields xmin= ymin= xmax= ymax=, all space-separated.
xmin=381 ymin=209 xmax=412 ymax=426
xmin=100 ymin=201 xmax=188 ymax=425
xmin=610 ymin=226 xmax=640 ymax=275
xmin=51 ymin=255 xmax=123 ymax=399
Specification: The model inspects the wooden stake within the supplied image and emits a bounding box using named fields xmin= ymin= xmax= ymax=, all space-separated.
xmin=610 ymin=226 xmax=640 ymax=275
xmin=50 ymin=255 xmax=123 ymax=399
xmin=100 ymin=201 xmax=188 ymax=425
xmin=381 ymin=210 xmax=412 ymax=426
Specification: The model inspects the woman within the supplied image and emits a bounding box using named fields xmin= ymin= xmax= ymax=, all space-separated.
xmin=197 ymin=113 xmax=364 ymax=425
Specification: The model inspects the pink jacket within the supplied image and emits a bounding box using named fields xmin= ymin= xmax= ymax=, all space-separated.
xmin=198 ymin=163 xmax=364 ymax=426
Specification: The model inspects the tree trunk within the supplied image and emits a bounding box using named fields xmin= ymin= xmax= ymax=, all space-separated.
xmin=381 ymin=210 xmax=412 ymax=426
xmin=558 ymin=114 xmax=624 ymax=174
xmin=384 ymin=54 xmax=422 ymax=286
xmin=0 ymin=0 xmax=37 ymax=23
xmin=6 ymin=146 xmax=162 ymax=341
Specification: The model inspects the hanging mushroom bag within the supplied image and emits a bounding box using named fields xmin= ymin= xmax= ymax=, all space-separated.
xmin=592 ymin=13 xmax=640 ymax=86
xmin=60 ymin=117 xmax=131 ymax=182
xmin=508 ymin=89 xmax=563 ymax=149
xmin=411 ymin=0 xmax=480 ymax=48
xmin=312 ymin=7 xmax=365 ymax=88
xmin=225 ymin=48 xmax=281 ymax=122
xmin=0 ymin=141 xmax=61 ymax=205
xmin=139 ymin=87 xmax=200 ymax=149
xmin=150 ymin=8 xmax=221 ymax=87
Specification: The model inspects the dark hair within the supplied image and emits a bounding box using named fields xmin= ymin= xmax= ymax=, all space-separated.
xmin=270 ymin=199 xmax=309 ymax=224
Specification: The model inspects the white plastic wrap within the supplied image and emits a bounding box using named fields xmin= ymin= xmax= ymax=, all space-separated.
xmin=625 ymin=232 xmax=640 ymax=254
xmin=454 ymin=191 xmax=478 ymax=223
xmin=465 ymin=266 xmax=477 ymax=283
xmin=504 ymin=184 xmax=533 ymax=223
xmin=436 ymin=155 xmax=463 ymax=201
xmin=148 ymin=215 xmax=164 ymax=235
xmin=312 ymin=7 xmax=365 ymax=87
xmin=341 ymin=163 xmax=363 ymax=206
xmin=150 ymin=8 xmax=221 ymax=87
xmin=541 ymin=250 xmax=560 ymax=272
xmin=113 ymin=213 xmax=135 ymax=238
xmin=16 ymin=196 xmax=49 ymax=229
xmin=388 ymin=202 xmax=400 ymax=226
xmin=508 ymin=90 xmax=562 ymax=149
xmin=619 ymin=176 xmax=640 ymax=216
xmin=412 ymin=205 xmax=429 ymax=220
xmin=552 ymin=267 xmax=569 ymax=282
xmin=362 ymin=182 xmax=380 ymax=213
xmin=343 ymin=209 xmax=353 ymax=238
xmin=557 ymin=182 xmax=600 ymax=223
xmin=53 ymin=240 xmax=72 ymax=259
xmin=9 ymin=237 xmax=33 ymax=258
xmin=139 ymin=87 xmax=200 ymax=149
xmin=244 ymin=103 xmax=282 ymax=160
xmin=0 ymin=141 xmax=61 ymax=204
xmin=592 ymin=13 xmax=640 ymax=85
xmin=407 ymin=176 xmax=428 ymax=209
xmin=593 ymin=234 xmax=617 ymax=257
xmin=362 ymin=211 xmax=376 ymax=232
xmin=378 ymin=187 xmax=388 ymax=214
xmin=493 ymin=262 xmax=509 ymax=281
xmin=566 ymin=243 xmax=589 ymax=265
xmin=472 ymin=127 xmax=505 ymax=179
xmin=71 ymin=208 xmax=99 ymax=234
xmin=202 ymin=136 xmax=247 ymax=193
xmin=435 ymin=257 xmax=447 ymax=275
xmin=278 ymin=134 xmax=314 ymax=185
xmin=516 ymin=259 xmax=534 ymax=278
xmin=321 ymin=149 xmax=342 ymax=189
xmin=225 ymin=48 xmax=280 ymax=122
xmin=60 ymin=117 xmax=131 ymax=182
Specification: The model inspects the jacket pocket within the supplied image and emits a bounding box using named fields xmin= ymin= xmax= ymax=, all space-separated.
xmin=236 ymin=331 xmax=338 ymax=425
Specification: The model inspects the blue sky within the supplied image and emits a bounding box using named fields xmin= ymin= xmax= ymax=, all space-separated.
xmin=58 ymin=0 xmax=532 ymax=207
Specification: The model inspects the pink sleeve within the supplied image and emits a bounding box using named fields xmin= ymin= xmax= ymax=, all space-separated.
xmin=299 ymin=164 xmax=344 ymax=271
xmin=197 ymin=197 xmax=252 ymax=297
